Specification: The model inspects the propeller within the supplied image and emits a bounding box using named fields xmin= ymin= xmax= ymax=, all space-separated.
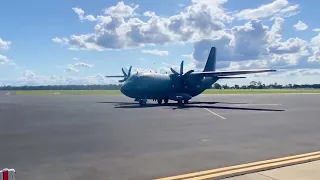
xmin=170 ymin=61 xmax=194 ymax=77
xmin=119 ymin=66 xmax=132 ymax=83
xmin=170 ymin=61 xmax=194 ymax=91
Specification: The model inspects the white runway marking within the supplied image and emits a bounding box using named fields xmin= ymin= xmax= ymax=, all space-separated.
xmin=203 ymin=108 xmax=226 ymax=120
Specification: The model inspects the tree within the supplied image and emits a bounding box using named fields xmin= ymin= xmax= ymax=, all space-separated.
xmin=213 ymin=83 xmax=222 ymax=89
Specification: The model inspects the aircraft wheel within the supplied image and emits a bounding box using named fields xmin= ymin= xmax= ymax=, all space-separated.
xmin=184 ymin=99 xmax=189 ymax=104
xmin=164 ymin=99 xmax=169 ymax=104
xmin=139 ymin=99 xmax=147 ymax=106
xmin=157 ymin=99 xmax=162 ymax=105
xmin=177 ymin=99 xmax=183 ymax=105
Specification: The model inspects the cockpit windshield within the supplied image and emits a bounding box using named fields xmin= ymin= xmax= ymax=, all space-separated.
xmin=127 ymin=74 xmax=139 ymax=82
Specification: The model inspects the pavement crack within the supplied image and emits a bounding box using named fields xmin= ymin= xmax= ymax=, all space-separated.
xmin=257 ymin=172 xmax=279 ymax=180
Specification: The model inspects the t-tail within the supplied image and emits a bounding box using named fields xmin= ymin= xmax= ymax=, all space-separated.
xmin=203 ymin=47 xmax=216 ymax=72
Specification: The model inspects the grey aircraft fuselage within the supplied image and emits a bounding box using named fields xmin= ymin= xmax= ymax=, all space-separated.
xmin=120 ymin=72 xmax=217 ymax=100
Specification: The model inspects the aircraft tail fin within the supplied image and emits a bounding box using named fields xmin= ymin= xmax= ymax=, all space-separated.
xmin=203 ymin=47 xmax=216 ymax=72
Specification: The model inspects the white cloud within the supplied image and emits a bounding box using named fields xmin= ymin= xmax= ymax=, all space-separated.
xmin=313 ymin=28 xmax=320 ymax=32
xmin=268 ymin=37 xmax=308 ymax=54
xmin=53 ymin=0 xmax=233 ymax=50
xmin=0 ymin=54 xmax=15 ymax=65
xmin=72 ymin=7 xmax=96 ymax=22
xmin=307 ymin=47 xmax=320 ymax=63
xmin=104 ymin=1 xmax=139 ymax=18
xmin=22 ymin=70 xmax=36 ymax=78
xmin=293 ymin=20 xmax=308 ymax=31
xmin=0 ymin=38 xmax=11 ymax=50
xmin=64 ymin=62 xmax=93 ymax=72
xmin=276 ymin=4 xmax=300 ymax=18
xmin=235 ymin=0 xmax=298 ymax=20
xmin=51 ymin=1 xmax=320 ymax=76
xmin=73 ymin=62 xmax=94 ymax=68
xmin=141 ymin=49 xmax=169 ymax=56
xmin=65 ymin=66 xmax=79 ymax=73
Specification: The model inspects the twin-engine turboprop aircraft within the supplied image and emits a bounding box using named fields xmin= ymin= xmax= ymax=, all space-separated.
xmin=106 ymin=47 xmax=276 ymax=106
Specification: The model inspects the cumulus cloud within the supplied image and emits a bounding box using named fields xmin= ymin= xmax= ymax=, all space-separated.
xmin=0 ymin=38 xmax=11 ymax=50
xmin=52 ymin=1 xmax=320 ymax=75
xmin=293 ymin=20 xmax=308 ymax=31
xmin=53 ymin=0 xmax=233 ymax=50
xmin=141 ymin=49 xmax=169 ymax=56
xmin=104 ymin=1 xmax=138 ymax=18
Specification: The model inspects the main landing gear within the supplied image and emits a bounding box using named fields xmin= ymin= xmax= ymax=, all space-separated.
xmin=137 ymin=98 xmax=187 ymax=106
xmin=156 ymin=98 xmax=169 ymax=105
xmin=177 ymin=99 xmax=189 ymax=105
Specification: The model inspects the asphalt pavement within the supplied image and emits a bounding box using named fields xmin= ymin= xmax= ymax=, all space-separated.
xmin=0 ymin=92 xmax=320 ymax=180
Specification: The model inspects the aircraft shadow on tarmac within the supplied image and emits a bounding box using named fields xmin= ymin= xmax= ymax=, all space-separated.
xmin=97 ymin=101 xmax=285 ymax=112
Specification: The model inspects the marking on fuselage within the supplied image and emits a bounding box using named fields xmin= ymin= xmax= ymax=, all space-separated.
xmin=203 ymin=108 xmax=226 ymax=120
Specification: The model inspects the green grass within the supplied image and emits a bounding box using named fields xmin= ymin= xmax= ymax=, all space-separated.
xmin=13 ymin=89 xmax=320 ymax=96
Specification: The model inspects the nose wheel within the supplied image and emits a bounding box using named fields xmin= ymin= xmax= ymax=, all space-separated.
xmin=139 ymin=99 xmax=147 ymax=106
xmin=157 ymin=99 xmax=163 ymax=105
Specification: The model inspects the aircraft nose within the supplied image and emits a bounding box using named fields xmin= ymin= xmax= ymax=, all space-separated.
xmin=120 ymin=82 xmax=134 ymax=96
xmin=120 ymin=83 xmax=129 ymax=94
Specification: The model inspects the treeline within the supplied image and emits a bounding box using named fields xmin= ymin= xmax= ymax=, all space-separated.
xmin=0 ymin=81 xmax=319 ymax=90
xmin=213 ymin=81 xmax=320 ymax=89
xmin=0 ymin=84 xmax=122 ymax=90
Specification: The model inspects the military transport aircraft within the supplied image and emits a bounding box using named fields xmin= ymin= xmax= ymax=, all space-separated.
xmin=106 ymin=47 xmax=276 ymax=106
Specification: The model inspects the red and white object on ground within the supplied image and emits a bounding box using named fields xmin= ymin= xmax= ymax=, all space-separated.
xmin=0 ymin=169 xmax=15 ymax=180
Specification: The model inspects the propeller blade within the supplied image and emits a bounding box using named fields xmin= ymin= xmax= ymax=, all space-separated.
xmin=121 ymin=68 xmax=127 ymax=77
xmin=170 ymin=67 xmax=179 ymax=75
xmin=180 ymin=61 xmax=184 ymax=75
xmin=183 ymin=70 xmax=194 ymax=76
xmin=119 ymin=79 xmax=126 ymax=83
xmin=128 ymin=66 xmax=132 ymax=77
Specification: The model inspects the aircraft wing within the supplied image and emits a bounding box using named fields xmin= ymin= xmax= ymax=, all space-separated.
xmin=216 ymin=76 xmax=246 ymax=79
xmin=105 ymin=75 xmax=125 ymax=78
xmin=192 ymin=69 xmax=276 ymax=77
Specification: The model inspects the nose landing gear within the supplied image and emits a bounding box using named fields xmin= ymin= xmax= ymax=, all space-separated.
xmin=138 ymin=99 xmax=147 ymax=106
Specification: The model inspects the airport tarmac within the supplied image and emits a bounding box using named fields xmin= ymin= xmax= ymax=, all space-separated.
xmin=1 ymin=92 xmax=320 ymax=180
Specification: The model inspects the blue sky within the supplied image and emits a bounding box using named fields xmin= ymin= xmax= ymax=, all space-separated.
xmin=1 ymin=0 xmax=320 ymax=86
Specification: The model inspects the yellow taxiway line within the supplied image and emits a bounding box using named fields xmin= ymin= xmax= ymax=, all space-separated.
xmin=154 ymin=151 xmax=320 ymax=180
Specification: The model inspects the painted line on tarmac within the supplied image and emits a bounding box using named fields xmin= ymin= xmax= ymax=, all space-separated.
xmin=202 ymin=108 xmax=226 ymax=120
xmin=154 ymin=151 xmax=320 ymax=180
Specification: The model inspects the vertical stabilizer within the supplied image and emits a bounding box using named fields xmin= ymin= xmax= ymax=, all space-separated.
xmin=203 ymin=47 xmax=216 ymax=72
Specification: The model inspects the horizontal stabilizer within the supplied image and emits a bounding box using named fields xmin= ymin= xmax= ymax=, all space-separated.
xmin=192 ymin=69 xmax=276 ymax=77
xmin=217 ymin=76 xmax=246 ymax=79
